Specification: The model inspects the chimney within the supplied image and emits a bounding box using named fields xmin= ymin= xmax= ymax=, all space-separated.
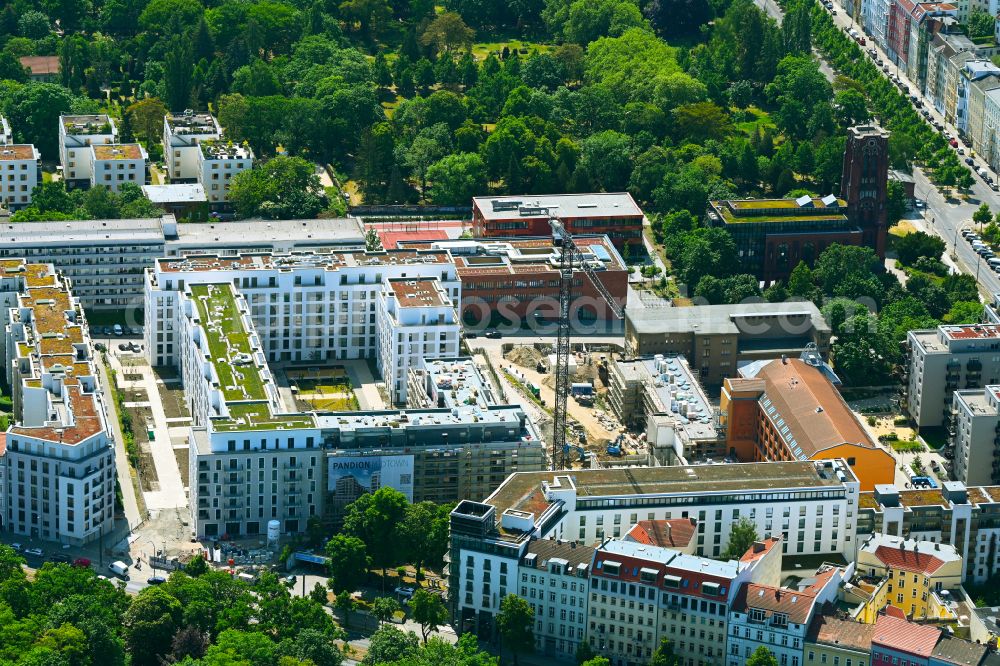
xmin=782 ymin=355 xmax=789 ymax=365
xmin=665 ymin=521 xmax=672 ymax=541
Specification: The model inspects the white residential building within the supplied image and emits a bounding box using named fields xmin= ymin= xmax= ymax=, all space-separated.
xmin=144 ymin=250 xmax=460 ymax=369
xmin=0 ymin=116 xmax=40 ymax=211
xmin=88 ymin=143 xmax=147 ymax=192
xmin=163 ymin=111 xmax=221 ymax=182
xmin=376 ymin=277 xmax=460 ymax=404
xmin=949 ymin=386 xmax=1000 ymax=486
xmin=198 ymin=140 xmax=253 ymax=205
xmin=0 ymin=216 xmax=366 ymax=311
xmin=904 ymin=321 xmax=1000 ymax=429
xmin=0 ymin=261 xmax=115 ymax=545
xmin=59 ymin=114 xmax=118 ymax=189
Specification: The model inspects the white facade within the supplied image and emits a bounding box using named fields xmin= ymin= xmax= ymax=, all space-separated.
xmin=163 ymin=112 xmax=221 ymax=182
xmin=88 ymin=143 xmax=147 ymax=192
xmin=0 ymin=145 xmax=40 ymax=211
xmin=198 ymin=141 xmax=253 ymax=204
xmin=144 ymin=250 xmax=460 ymax=368
xmin=950 ymin=387 xmax=1000 ymax=487
xmin=376 ymin=277 xmax=460 ymax=404
xmin=0 ymin=262 xmax=115 ymax=545
xmin=59 ymin=115 xmax=117 ymax=188
xmin=904 ymin=320 xmax=1000 ymax=429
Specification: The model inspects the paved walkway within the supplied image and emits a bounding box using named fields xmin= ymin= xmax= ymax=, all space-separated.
xmin=108 ymin=353 xmax=187 ymax=512
xmin=99 ymin=361 xmax=143 ymax=530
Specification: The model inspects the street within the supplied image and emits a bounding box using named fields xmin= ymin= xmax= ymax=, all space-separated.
xmin=757 ymin=0 xmax=1000 ymax=298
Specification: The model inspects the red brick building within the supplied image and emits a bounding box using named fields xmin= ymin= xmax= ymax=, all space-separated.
xmin=471 ymin=193 xmax=644 ymax=251
xmin=398 ymin=235 xmax=628 ymax=325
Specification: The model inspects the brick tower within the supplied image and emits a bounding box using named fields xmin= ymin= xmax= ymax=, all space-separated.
xmin=840 ymin=125 xmax=890 ymax=259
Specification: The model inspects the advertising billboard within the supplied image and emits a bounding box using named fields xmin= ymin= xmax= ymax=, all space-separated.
xmin=327 ymin=454 xmax=414 ymax=506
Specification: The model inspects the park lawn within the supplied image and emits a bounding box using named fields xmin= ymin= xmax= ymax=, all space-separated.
xmin=472 ymin=39 xmax=554 ymax=61
xmin=734 ymin=106 xmax=777 ymax=137
xmin=889 ymin=220 xmax=918 ymax=237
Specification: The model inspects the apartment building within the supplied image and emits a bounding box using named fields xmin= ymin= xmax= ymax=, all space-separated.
xmin=721 ymin=356 xmax=894 ymax=491
xmin=925 ymin=32 xmax=977 ymax=115
xmin=904 ymin=322 xmax=1000 ymax=429
xmin=399 ymin=235 xmax=628 ymax=324
xmin=471 ymin=193 xmax=644 ymax=250
xmin=871 ymin=612 xmax=943 ymax=666
xmin=0 ymin=116 xmax=40 ymax=211
xmin=163 ymin=111 xmax=221 ymax=182
xmin=0 ymin=261 xmax=115 ymax=545
xmin=144 ymin=249 xmax=460 ymax=370
xmin=804 ymin=615 xmax=875 ymax=666
xmin=59 ymin=114 xmax=117 ymax=189
xmin=607 ymin=354 xmax=721 ymax=462
xmin=855 ymin=534 xmax=963 ymax=619
xmin=624 ymin=302 xmax=832 ymax=386
xmin=198 ymin=140 xmax=252 ymax=205
xmin=170 ymin=276 xmax=540 ymax=538
xmin=597 ymin=537 xmax=785 ymax=666
xmin=856 ymin=482 xmax=1000 ymax=584
xmin=865 ymin=0 xmax=894 ymax=52
xmin=376 ymin=278 xmax=460 ymax=404
xmin=948 ymin=386 xmax=1000 ymax=486
xmin=88 ymin=143 xmax=148 ymax=192
xmin=728 ymin=566 xmax=849 ymax=666
xmin=448 ymin=459 xmax=863 ymax=627
xmin=517 ymin=539 xmax=593 ymax=659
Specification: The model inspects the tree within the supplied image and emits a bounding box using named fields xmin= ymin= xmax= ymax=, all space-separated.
xmin=343 ymin=487 xmax=409 ymax=583
xmin=410 ymin=590 xmax=447 ymax=644
xmin=672 ymin=102 xmax=732 ymax=142
xmin=126 ymin=98 xmax=168 ymax=144
xmin=400 ymin=501 xmax=451 ymax=576
xmin=834 ymin=89 xmax=870 ymax=127
xmin=722 ymin=516 xmax=759 ymax=559
xmin=362 ymin=626 xmax=420 ymax=665
xmin=404 ymin=127 xmax=450 ymax=201
xmin=365 ymin=227 xmax=383 ymax=252
xmin=787 ymin=261 xmax=817 ymax=300
xmin=170 ymin=625 xmax=210 ymax=661
xmin=163 ymin=36 xmax=195 ymax=112
xmin=17 ymin=10 xmax=50 ymax=38
xmin=325 ymin=534 xmax=369 ymax=595
xmin=339 ymin=0 xmax=391 ymax=37
xmin=650 ymin=638 xmax=680 ymax=666
xmin=0 ymin=544 xmax=25 ymax=583
xmin=895 ymin=231 xmax=945 ymax=266
xmin=420 ymin=12 xmax=474 ymax=55
xmin=7 ymin=84 xmax=75 ymax=158
xmin=974 ymin=202 xmax=993 ymax=228
xmin=887 ymin=180 xmax=907 ymax=226
xmin=123 ymin=587 xmax=183 ymax=666
xmin=334 ymin=590 xmax=357 ymax=630
xmin=579 ymin=131 xmax=633 ymax=192
xmin=426 ymin=153 xmax=487 ymax=206
xmin=581 ymin=660 xmax=611 ymax=666
xmin=645 ymin=0 xmax=711 ymax=37
xmin=497 ymin=594 xmax=534 ymax=666
xmin=371 ymin=596 xmax=401 ymax=626
xmin=229 ymin=156 xmax=325 ymax=219
xmin=969 ymin=9 xmax=995 ymax=38
xmin=747 ymin=646 xmax=780 ymax=666
xmin=140 ymin=0 xmax=205 ymax=33
xmin=279 ymin=628 xmax=344 ymax=666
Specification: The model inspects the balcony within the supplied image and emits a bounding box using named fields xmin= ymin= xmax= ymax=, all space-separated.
xmin=968 ymin=360 xmax=983 ymax=372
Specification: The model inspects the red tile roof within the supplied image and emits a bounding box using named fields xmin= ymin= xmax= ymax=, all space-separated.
xmin=625 ymin=518 xmax=696 ymax=549
xmin=872 ymin=614 xmax=940 ymax=657
xmin=0 ymin=432 xmax=6 ymax=456
xmin=741 ymin=537 xmax=782 ymax=563
xmin=872 ymin=545 xmax=946 ymax=575
xmin=807 ymin=614 xmax=876 ymax=652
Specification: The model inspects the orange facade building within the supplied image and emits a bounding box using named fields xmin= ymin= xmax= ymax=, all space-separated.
xmin=721 ymin=357 xmax=894 ymax=490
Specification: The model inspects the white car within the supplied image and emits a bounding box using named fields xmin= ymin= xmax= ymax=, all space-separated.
xmin=394 ymin=586 xmax=415 ymax=599
xmin=24 ymin=547 xmax=44 ymax=557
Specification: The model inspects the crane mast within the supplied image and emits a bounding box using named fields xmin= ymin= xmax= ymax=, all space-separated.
xmin=550 ymin=218 xmax=625 ymax=469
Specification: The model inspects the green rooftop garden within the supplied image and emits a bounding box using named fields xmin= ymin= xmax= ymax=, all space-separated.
xmin=717 ymin=208 xmax=849 ymax=224
xmin=212 ymin=402 xmax=315 ymax=432
xmin=189 ymin=283 xmax=267 ymax=402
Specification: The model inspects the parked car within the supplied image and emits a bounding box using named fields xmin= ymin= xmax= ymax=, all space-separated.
xmin=394 ymin=586 xmax=415 ymax=599
xmin=72 ymin=558 xmax=91 ymax=568
xmin=112 ymin=324 xmax=123 ymax=336
xmin=10 ymin=543 xmax=22 ymax=552
xmin=147 ymin=576 xmax=167 ymax=585
xmin=49 ymin=553 xmax=71 ymax=563
xmin=24 ymin=547 xmax=44 ymax=557
xmin=966 ymin=157 xmax=975 ymax=165
xmin=484 ymin=330 xmax=502 ymax=339
xmin=462 ymin=331 xmax=477 ymax=339
xmin=118 ymin=343 xmax=130 ymax=351
xmin=108 ymin=561 xmax=129 ymax=578
xmin=283 ymin=575 xmax=297 ymax=587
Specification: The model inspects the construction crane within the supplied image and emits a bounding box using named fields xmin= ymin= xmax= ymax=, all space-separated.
xmin=550 ymin=218 xmax=625 ymax=469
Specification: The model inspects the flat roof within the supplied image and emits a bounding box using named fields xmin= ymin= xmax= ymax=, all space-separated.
xmin=626 ymin=301 xmax=830 ymax=336
xmin=414 ymin=357 xmax=499 ymax=410
xmin=0 ymin=218 xmax=166 ymax=246
xmin=92 ymin=143 xmax=144 ymax=160
xmin=61 ymin=115 xmax=113 ymax=134
xmin=171 ymin=218 xmax=365 ymax=248
xmin=615 ymin=355 xmax=717 ymax=441
xmin=0 ymin=145 xmax=37 ymax=160
xmin=388 ymin=278 xmax=449 ymax=308
xmin=487 ymin=460 xmax=854 ymax=517
xmin=940 ymin=323 xmax=1000 ymax=340
xmin=165 ymin=112 xmax=219 ymax=135
xmin=142 ymin=184 xmax=206 ymax=203
xmin=157 ymin=249 xmax=448 ymax=273
xmin=200 ymin=140 xmax=252 ymax=160
xmin=473 ymin=192 xmax=642 ymax=221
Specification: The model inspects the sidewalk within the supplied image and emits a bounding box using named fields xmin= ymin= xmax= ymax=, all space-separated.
xmin=99 ymin=360 xmax=143 ymax=530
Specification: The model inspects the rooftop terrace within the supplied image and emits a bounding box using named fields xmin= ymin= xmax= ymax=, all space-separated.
xmin=388 ymin=278 xmax=450 ymax=308
xmin=0 ymin=145 xmax=38 ymax=161
xmin=199 ymin=139 xmax=252 ymax=160
xmin=61 ymin=115 xmax=114 ymax=135
xmin=710 ymin=197 xmax=849 ymax=225
xmin=166 ymin=112 xmax=219 ymax=135
xmin=157 ymin=249 xmax=450 ymax=274
xmin=941 ymin=323 xmax=1000 ymax=340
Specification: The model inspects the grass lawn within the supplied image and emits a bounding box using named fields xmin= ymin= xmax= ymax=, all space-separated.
xmin=472 ymin=39 xmax=554 ymax=61
xmin=734 ymin=106 xmax=777 ymax=137
xmin=889 ymin=220 xmax=918 ymax=237
xmin=190 ymin=283 xmax=267 ymax=402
